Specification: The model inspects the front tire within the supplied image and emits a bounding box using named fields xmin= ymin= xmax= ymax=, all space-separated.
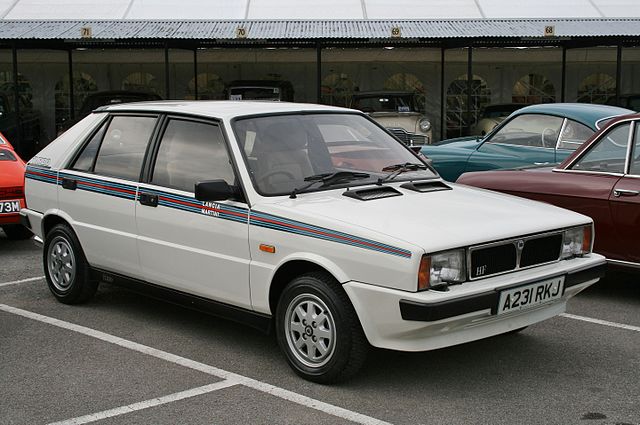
xmin=275 ymin=272 xmax=368 ymax=383
xmin=43 ymin=224 xmax=97 ymax=304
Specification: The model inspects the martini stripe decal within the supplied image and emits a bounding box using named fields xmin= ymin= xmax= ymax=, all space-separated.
xmin=25 ymin=167 xmax=410 ymax=258
xmin=250 ymin=211 xmax=412 ymax=258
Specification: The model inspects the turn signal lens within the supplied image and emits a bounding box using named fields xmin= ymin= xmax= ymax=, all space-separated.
xmin=582 ymin=225 xmax=592 ymax=254
xmin=418 ymin=255 xmax=431 ymax=291
xmin=259 ymin=244 xmax=276 ymax=253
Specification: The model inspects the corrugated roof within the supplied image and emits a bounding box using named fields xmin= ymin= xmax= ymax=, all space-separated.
xmin=0 ymin=19 xmax=638 ymax=40
xmin=3 ymin=0 xmax=640 ymax=20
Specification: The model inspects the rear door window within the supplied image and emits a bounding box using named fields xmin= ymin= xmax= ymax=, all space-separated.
xmin=93 ymin=116 xmax=156 ymax=181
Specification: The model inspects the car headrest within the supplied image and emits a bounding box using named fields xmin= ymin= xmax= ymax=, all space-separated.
xmin=261 ymin=120 xmax=308 ymax=151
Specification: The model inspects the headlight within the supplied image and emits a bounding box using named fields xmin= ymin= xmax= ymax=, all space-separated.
xmin=418 ymin=118 xmax=431 ymax=132
xmin=418 ymin=249 xmax=466 ymax=291
xmin=561 ymin=225 xmax=592 ymax=259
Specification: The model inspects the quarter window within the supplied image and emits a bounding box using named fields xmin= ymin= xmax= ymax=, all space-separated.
xmin=487 ymin=114 xmax=563 ymax=148
xmin=558 ymin=120 xmax=594 ymax=151
xmin=93 ymin=116 xmax=156 ymax=181
xmin=151 ymin=119 xmax=234 ymax=192
xmin=71 ymin=122 xmax=106 ymax=171
xmin=571 ymin=123 xmax=630 ymax=174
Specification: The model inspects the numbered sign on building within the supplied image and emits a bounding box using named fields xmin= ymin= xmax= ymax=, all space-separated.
xmin=544 ymin=25 xmax=555 ymax=37
xmin=236 ymin=27 xmax=247 ymax=39
xmin=391 ymin=27 xmax=401 ymax=38
xmin=80 ymin=26 xmax=92 ymax=38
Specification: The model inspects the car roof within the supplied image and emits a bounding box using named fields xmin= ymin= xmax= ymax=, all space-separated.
xmin=513 ymin=103 xmax=634 ymax=128
xmin=97 ymin=100 xmax=354 ymax=120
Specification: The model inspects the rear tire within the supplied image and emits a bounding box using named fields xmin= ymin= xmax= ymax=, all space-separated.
xmin=43 ymin=224 xmax=97 ymax=304
xmin=2 ymin=224 xmax=33 ymax=240
xmin=275 ymin=271 xmax=368 ymax=383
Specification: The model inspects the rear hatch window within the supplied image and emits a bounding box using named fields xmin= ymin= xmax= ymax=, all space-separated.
xmin=0 ymin=149 xmax=16 ymax=161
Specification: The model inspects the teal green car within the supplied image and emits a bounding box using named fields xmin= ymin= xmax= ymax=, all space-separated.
xmin=421 ymin=103 xmax=633 ymax=181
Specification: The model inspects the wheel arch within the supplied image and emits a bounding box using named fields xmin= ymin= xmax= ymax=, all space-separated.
xmin=268 ymin=255 xmax=349 ymax=316
xmin=41 ymin=210 xmax=74 ymax=237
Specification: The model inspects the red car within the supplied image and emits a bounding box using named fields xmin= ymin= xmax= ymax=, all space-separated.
xmin=457 ymin=113 xmax=640 ymax=271
xmin=0 ymin=133 xmax=31 ymax=239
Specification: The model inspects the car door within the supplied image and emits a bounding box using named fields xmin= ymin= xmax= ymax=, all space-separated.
xmin=135 ymin=116 xmax=251 ymax=308
xmin=467 ymin=114 xmax=562 ymax=172
xmin=58 ymin=114 xmax=158 ymax=279
xmin=610 ymin=120 xmax=640 ymax=264
xmin=567 ymin=120 xmax=631 ymax=261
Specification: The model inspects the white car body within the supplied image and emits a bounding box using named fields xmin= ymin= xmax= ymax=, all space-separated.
xmin=22 ymin=101 xmax=605 ymax=380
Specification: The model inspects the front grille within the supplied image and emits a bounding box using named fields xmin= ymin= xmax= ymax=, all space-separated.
xmin=469 ymin=231 xmax=564 ymax=280
xmin=387 ymin=128 xmax=428 ymax=146
xmin=471 ymin=244 xmax=517 ymax=279
xmin=521 ymin=234 xmax=563 ymax=267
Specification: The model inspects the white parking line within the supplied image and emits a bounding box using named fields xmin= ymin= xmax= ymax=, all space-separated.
xmin=0 ymin=303 xmax=392 ymax=425
xmin=47 ymin=381 xmax=239 ymax=425
xmin=0 ymin=276 xmax=44 ymax=288
xmin=561 ymin=313 xmax=640 ymax=332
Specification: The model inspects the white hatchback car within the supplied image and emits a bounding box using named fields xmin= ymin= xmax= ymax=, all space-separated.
xmin=22 ymin=101 xmax=605 ymax=383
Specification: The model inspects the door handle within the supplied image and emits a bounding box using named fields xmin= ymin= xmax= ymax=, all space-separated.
xmin=613 ymin=189 xmax=639 ymax=197
xmin=60 ymin=178 xmax=77 ymax=190
xmin=139 ymin=192 xmax=159 ymax=207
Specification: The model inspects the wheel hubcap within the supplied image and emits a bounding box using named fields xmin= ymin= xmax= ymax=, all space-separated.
xmin=285 ymin=293 xmax=336 ymax=368
xmin=47 ymin=236 xmax=76 ymax=292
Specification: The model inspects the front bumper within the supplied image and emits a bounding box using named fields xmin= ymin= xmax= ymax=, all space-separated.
xmin=343 ymin=254 xmax=605 ymax=352
xmin=399 ymin=263 xmax=606 ymax=322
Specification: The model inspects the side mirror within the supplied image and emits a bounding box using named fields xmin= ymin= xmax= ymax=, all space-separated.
xmin=195 ymin=180 xmax=236 ymax=202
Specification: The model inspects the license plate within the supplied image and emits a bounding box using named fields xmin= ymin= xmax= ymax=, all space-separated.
xmin=497 ymin=276 xmax=565 ymax=315
xmin=0 ymin=200 xmax=20 ymax=214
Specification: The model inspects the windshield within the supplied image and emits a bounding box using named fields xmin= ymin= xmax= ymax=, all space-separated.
xmin=233 ymin=113 xmax=436 ymax=195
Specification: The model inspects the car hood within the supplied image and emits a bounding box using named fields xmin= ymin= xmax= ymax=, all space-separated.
xmin=258 ymin=181 xmax=589 ymax=254
xmin=431 ymin=136 xmax=483 ymax=149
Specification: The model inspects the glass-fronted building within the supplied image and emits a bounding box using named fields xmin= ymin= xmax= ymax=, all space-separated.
xmin=1 ymin=0 xmax=639 ymax=158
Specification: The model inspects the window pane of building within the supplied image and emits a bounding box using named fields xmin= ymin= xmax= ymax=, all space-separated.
xmin=566 ymin=47 xmax=617 ymax=104
xmin=324 ymin=47 xmax=441 ymax=142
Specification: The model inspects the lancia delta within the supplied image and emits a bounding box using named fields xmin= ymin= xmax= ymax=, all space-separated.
xmin=21 ymin=101 xmax=605 ymax=383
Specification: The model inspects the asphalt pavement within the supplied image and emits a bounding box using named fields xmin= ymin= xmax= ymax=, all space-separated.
xmin=1 ymin=231 xmax=638 ymax=425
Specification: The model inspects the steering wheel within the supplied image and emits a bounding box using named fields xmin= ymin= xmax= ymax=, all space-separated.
xmin=257 ymin=170 xmax=297 ymax=185
xmin=541 ymin=128 xmax=557 ymax=148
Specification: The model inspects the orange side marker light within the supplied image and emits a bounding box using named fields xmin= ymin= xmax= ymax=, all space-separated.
xmin=260 ymin=244 xmax=276 ymax=254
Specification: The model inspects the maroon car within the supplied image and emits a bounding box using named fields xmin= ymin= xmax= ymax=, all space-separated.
xmin=457 ymin=113 xmax=640 ymax=271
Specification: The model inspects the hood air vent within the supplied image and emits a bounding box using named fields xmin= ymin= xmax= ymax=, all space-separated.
xmin=401 ymin=181 xmax=451 ymax=193
xmin=343 ymin=186 xmax=402 ymax=201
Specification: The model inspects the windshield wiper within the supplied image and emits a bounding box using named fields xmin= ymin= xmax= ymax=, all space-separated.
xmin=377 ymin=162 xmax=428 ymax=185
xmin=290 ymin=171 xmax=370 ymax=198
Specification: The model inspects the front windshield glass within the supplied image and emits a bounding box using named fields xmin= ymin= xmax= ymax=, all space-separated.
xmin=233 ymin=113 xmax=436 ymax=195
